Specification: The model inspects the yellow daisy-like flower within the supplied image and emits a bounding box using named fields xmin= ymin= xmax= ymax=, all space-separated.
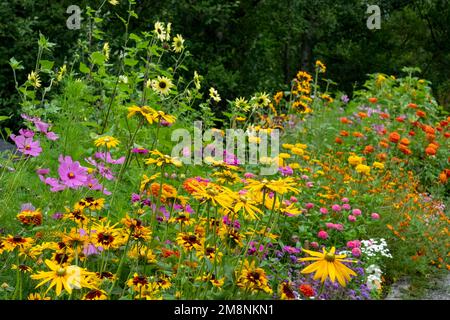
xmin=127 ymin=105 xmax=157 ymax=124
xmin=234 ymin=97 xmax=250 ymax=112
xmin=235 ymin=260 xmax=272 ymax=294
xmin=27 ymin=71 xmax=41 ymax=88
xmin=94 ymin=136 xmax=120 ymax=149
xmin=154 ymin=110 xmax=176 ymax=124
xmin=315 ymin=60 xmax=326 ymax=73
xmin=154 ymin=22 xmax=166 ymax=41
xmin=30 ymin=259 xmax=94 ymax=296
xmin=28 ymin=293 xmax=51 ymax=300
xmin=172 ymin=34 xmax=185 ymax=53
xmin=209 ymin=87 xmax=221 ymax=102
xmin=299 ymin=247 xmax=356 ymax=287
xmin=140 ymin=173 xmax=161 ymax=192
xmin=145 ymin=150 xmax=182 ymax=167
xmin=152 ymin=76 xmax=174 ymax=96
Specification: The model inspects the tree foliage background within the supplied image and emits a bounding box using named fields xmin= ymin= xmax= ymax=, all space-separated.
xmin=1 ymin=0 xmax=449 ymax=132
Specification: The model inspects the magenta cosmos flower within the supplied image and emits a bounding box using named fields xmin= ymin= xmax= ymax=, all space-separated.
xmin=58 ymin=155 xmax=88 ymax=188
xmin=10 ymin=133 xmax=42 ymax=157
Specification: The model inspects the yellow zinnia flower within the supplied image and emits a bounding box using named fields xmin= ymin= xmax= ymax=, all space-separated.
xmin=299 ymin=247 xmax=356 ymax=287
xmin=355 ymin=164 xmax=371 ymax=175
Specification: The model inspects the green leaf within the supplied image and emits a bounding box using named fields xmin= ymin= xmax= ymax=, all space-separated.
xmin=9 ymin=57 xmax=24 ymax=70
xmin=0 ymin=116 xmax=11 ymax=122
xmin=90 ymin=51 xmax=106 ymax=65
xmin=129 ymin=33 xmax=141 ymax=42
xmin=40 ymin=60 xmax=54 ymax=72
xmin=124 ymin=58 xmax=138 ymax=67
xmin=79 ymin=62 xmax=90 ymax=74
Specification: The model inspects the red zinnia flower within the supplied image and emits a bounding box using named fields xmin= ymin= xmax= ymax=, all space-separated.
xmin=299 ymin=284 xmax=315 ymax=297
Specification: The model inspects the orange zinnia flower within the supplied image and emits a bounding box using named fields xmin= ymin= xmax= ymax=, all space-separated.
xmin=408 ymin=103 xmax=417 ymax=109
xmin=389 ymin=132 xmax=400 ymax=143
xmin=399 ymin=138 xmax=410 ymax=146
xmin=368 ymin=97 xmax=378 ymax=104
xmin=363 ymin=145 xmax=374 ymax=154
xmin=340 ymin=130 xmax=349 ymax=137
xmin=335 ymin=137 xmax=343 ymax=144
xmin=425 ymin=146 xmax=437 ymax=156
xmin=416 ymin=110 xmax=426 ymax=118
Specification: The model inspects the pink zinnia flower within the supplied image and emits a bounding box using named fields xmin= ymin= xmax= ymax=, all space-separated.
xmin=10 ymin=133 xmax=42 ymax=157
xmin=306 ymin=181 xmax=314 ymax=188
xmin=58 ymin=155 xmax=88 ymax=188
xmin=317 ymin=230 xmax=328 ymax=239
xmin=290 ymin=196 xmax=298 ymax=203
xmin=331 ymin=204 xmax=341 ymax=212
xmin=352 ymin=209 xmax=362 ymax=216
xmin=351 ymin=247 xmax=362 ymax=257
xmin=132 ymin=147 xmax=149 ymax=155
xmin=320 ymin=207 xmax=328 ymax=215
xmin=348 ymin=215 xmax=356 ymax=222
xmin=371 ymin=212 xmax=380 ymax=220
xmin=244 ymin=172 xmax=256 ymax=179
xmin=342 ymin=203 xmax=351 ymax=210
xmin=341 ymin=197 xmax=349 ymax=203
xmin=310 ymin=241 xmax=319 ymax=248
xmin=305 ymin=203 xmax=314 ymax=209
xmin=279 ymin=166 xmax=293 ymax=176
xmin=334 ymin=224 xmax=344 ymax=231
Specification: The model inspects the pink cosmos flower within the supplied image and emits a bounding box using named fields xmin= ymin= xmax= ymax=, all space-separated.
xmin=10 ymin=133 xmax=42 ymax=157
xmin=58 ymin=155 xmax=88 ymax=189
xmin=94 ymin=152 xmax=125 ymax=165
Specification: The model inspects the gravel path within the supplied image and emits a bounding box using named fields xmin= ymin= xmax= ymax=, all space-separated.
xmin=386 ymin=272 xmax=450 ymax=300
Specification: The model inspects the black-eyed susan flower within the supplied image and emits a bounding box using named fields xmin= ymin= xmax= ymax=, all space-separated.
xmin=127 ymin=105 xmax=157 ymax=124
xmin=28 ymin=293 xmax=51 ymax=300
xmin=145 ymin=150 xmax=182 ymax=167
xmin=3 ymin=235 xmax=34 ymax=252
xmin=31 ymin=259 xmax=94 ymax=296
xmin=176 ymin=232 xmax=204 ymax=252
xmin=232 ymin=194 xmax=262 ymax=220
xmin=236 ymin=260 xmax=272 ymax=294
xmin=83 ymin=289 xmax=108 ymax=300
xmin=94 ymin=136 xmax=120 ymax=149
xmin=279 ymin=281 xmax=296 ymax=300
xmin=154 ymin=110 xmax=176 ymax=124
xmin=127 ymin=273 xmax=149 ymax=291
xmin=127 ymin=245 xmax=157 ymax=264
xmin=11 ymin=264 xmax=32 ymax=273
xmin=299 ymin=247 xmax=357 ymax=287
xmin=17 ymin=207 xmax=42 ymax=226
